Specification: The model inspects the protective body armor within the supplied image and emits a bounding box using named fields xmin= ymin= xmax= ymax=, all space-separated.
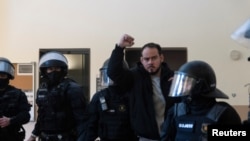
xmin=36 ymin=79 xmax=72 ymax=133
xmin=0 ymin=87 xmax=26 ymax=141
xmin=174 ymin=103 xmax=227 ymax=141
xmin=98 ymin=88 xmax=135 ymax=140
xmin=0 ymin=89 xmax=21 ymax=117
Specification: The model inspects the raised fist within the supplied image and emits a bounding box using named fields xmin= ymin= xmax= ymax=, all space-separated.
xmin=118 ymin=34 xmax=134 ymax=48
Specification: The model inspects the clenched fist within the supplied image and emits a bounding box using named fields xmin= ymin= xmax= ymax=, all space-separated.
xmin=118 ymin=34 xmax=135 ymax=48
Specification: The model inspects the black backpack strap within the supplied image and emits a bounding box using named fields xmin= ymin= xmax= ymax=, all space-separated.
xmin=206 ymin=103 xmax=227 ymax=122
xmin=99 ymin=89 xmax=109 ymax=111
xmin=58 ymin=79 xmax=74 ymax=103
xmin=174 ymin=103 xmax=187 ymax=117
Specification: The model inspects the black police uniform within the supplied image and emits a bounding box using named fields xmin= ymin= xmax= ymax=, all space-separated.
xmin=85 ymin=85 xmax=138 ymax=141
xmin=0 ymin=85 xmax=31 ymax=141
xmin=160 ymin=98 xmax=242 ymax=141
xmin=31 ymin=78 xmax=88 ymax=141
xmin=160 ymin=60 xmax=243 ymax=141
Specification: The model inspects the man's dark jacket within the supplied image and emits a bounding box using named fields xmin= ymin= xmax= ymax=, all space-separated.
xmin=107 ymin=45 xmax=176 ymax=140
xmin=0 ymin=85 xmax=31 ymax=141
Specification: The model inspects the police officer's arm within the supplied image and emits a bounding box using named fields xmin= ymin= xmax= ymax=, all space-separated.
xmin=84 ymin=93 xmax=100 ymax=140
xmin=28 ymin=88 xmax=44 ymax=140
xmin=67 ymin=84 xmax=88 ymax=140
xmin=27 ymin=103 xmax=42 ymax=141
xmin=27 ymin=122 xmax=40 ymax=141
xmin=10 ymin=90 xmax=31 ymax=125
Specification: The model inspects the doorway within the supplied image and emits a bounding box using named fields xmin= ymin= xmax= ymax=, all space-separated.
xmin=125 ymin=47 xmax=187 ymax=71
xmin=39 ymin=48 xmax=90 ymax=101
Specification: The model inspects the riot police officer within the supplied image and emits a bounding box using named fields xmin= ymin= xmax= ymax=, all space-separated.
xmin=0 ymin=57 xmax=31 ymax=141
xmin=160 ymin=60 xmax=242 ymax=141
xmin=84 ymin=59 xmax=138 ymax=141
xmin=27 ymin=51 xmax=88 ymax=141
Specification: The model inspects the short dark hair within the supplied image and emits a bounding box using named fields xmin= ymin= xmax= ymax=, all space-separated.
xmin=141 ymin=42 xmax=162 ymax=56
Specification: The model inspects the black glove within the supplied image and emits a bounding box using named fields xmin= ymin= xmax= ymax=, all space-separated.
xmin=242 ymin=120 xmax=250 ymax=125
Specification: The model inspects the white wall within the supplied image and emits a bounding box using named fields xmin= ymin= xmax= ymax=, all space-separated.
xmin=0 ymin=0 xmax=7 ymax=54
xmin=1 ymin=0 xmax=250 ymax=105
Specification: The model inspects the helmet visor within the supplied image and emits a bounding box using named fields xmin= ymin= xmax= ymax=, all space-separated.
xmin=169 ymin=72 xmax=196 ymax=97
xmin=99 ymin=68 xmax=113 ymax=87
xmin=0 ymin=61 xmax=14 ymax=79
xmin=39 ymin=52 xmax=68 ymax=68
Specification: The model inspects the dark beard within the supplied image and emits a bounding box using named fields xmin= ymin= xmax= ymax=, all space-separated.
xmin=149 ymin=67 xmax=161 ymax=75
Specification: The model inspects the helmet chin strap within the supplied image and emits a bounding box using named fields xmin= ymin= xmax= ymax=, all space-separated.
xmin=0 ymin=78 xmax=9 ymax=90
xmin=182 ymin=95 xmax=192 ymax=104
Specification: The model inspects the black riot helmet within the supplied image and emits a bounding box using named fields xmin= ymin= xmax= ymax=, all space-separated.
xmin=0 ymin=57 xmax=15 ymax=79
xmin=169 ymin=60 xmax=228 ymax=99
xmin=39 ymin=51 xmax=68 ymax=77
xmin=99 ymin=58 xmax=129 ymax=88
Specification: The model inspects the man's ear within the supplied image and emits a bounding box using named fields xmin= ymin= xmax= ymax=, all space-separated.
xmin=160 ymin=54 xmax=164 ymax=62
xmin=140 ymin=56 xmax=143 ymax=63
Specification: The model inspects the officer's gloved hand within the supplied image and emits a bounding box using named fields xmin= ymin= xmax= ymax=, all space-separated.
xmin=242 ymin=112 xmax=250 ymax=125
